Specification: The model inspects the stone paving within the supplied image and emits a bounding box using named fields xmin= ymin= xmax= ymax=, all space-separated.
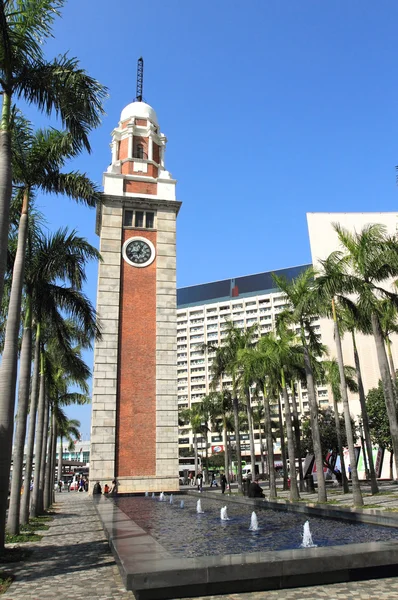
xmin=4 ymin=488 xmax=398 ymax=599
xmin=2 ymin=492 xmax=134 ymax=600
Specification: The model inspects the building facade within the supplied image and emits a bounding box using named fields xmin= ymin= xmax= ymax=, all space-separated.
xmin=90 ymin=100 xmax=181 ymax=492
xmin=176 ymin=266 xmax=330 ymax=461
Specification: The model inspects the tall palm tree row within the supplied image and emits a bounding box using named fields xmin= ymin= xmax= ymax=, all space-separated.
xmin=273 ymin=269 xmax=328 ymax=503
xmin=317 ymin=224 xmax=398 ymax=479
xmin=4 ymin=228 xmax=99 ymax=540
xmin=2 ymin=117 xmax=100 ymax=537
xmin=0 ymin=0 xmax=107 ymax=306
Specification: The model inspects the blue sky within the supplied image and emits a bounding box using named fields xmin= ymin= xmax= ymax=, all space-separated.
xmin=20 ymin=0 xmax=398 ymax=436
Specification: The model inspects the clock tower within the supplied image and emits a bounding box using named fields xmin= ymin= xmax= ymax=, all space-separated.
xmin=90 ymin=83 xmax=181 ymax=493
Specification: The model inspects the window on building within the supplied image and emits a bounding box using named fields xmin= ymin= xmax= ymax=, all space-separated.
xmin=124 ymin=210 xmax=133 ymax=227
xmin=134 ymin=144 xmax=144 ymax=159
xmin=135 ymin=211 xmax=144 ymax=228
xmin=124 ymin=209 xmax=156 ymax=229
xmin=145 ymin=212 xmax=154 ymax=228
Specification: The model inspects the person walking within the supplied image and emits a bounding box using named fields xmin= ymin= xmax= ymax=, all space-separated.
xmin=196 ymin=472 xmax=203 ymax=492
xmin=58 ymin=480 xmax=63 ymax=493
xmin=220 ymin=474 xmax=227 ymax=494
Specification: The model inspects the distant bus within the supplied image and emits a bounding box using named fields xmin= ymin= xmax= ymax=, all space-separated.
xmin=178 ymin=457 xmax=202 ymax=484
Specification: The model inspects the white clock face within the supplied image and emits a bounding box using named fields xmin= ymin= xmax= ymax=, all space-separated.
xmin=122 ymin=237 xmax=155 ymax=268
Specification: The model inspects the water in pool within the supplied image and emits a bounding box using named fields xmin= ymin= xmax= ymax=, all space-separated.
xmin=113 ymin=495 xmax=398 ymax=558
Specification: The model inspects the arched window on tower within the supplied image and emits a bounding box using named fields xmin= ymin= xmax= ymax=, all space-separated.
xmin=134 ymin=143 xmax=144 ymax=159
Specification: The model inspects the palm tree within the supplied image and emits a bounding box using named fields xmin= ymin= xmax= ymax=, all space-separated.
xmin=318 ymin=223 xmax=398 ymax=480
xmin=0 ymin=0 xmax=106 ymax=307
xmin=218 ymin=322 xmax=257 ymax=492
xmin=56 ymin=413 xmax=81 ymax=491
xmin=205 ymin=335 xmax=242 ymax=493
xmin=290 ymin=379 xmax=305 ymax=492
xmin=272 ymin=268 xmax=328 ymax=502
xmin=322 ymin=359 xmax=358 ymax=493
xmin=3 ymin=125 xmax=99 ymax=535
xmin=252 ymin=402 xmax=266 ymax=477
xmin=179 ymin=405 xmax=203 ymax=480
xmin=379 ymin=299 xmax=398 ymax=390
xmin=203 ymin=390 xmax=233 ymax=484
xmin=6 ymin=230 xmax=99 ymax=536
xmin=337 ymin=302 xmax=379 ymax=495
xmin=238 ymin=340 xmax=277 ymax=499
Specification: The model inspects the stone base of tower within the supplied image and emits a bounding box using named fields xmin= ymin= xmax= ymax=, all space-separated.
xmin=117 ymin=476 xmax=179 ymax=493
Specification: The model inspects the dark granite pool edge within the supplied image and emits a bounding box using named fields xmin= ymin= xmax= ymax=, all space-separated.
xmin=190 ymin=490 xmax=398 ymax=528
xmin=93 ymin=494 xmax=398 ymax=599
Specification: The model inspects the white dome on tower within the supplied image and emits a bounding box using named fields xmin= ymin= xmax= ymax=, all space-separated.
xmin=120 ymin=101 xmax=158 ymax=125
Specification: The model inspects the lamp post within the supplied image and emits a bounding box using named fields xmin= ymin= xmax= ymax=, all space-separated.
xmin=359 ymin=418 xmax=369 ymax=480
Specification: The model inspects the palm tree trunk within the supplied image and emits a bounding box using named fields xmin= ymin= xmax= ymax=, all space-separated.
xmin=0 ymin=95 xmax=12 ymax=307
xmin=371 ymin=312 xmax=398 ymax=478
xmin=7 ymin=299 xmax=33 ymax=535
xmin=277 ymin=395 xmax=289 ymax=491
xmin=290 ymin=380 xmax=304 ymax=492
xmin=58 ymin=435 xmax=63 ymax=486
xmin=194 ymin=433 xmax=198 ymax=481
xmin=331 ymin=390 xmax=349 ymax=493
xmin=51 ymin=420 xmax=57 ymax=505
xmin=281 ymin=372 xmax=299 ymax=501
xmin=31 ymin=352 xmax=46 ymax=518
xmin=245 ymin=389 xmax=257 ymax=479
xmin=258 ymin=423 xmax=265 ymax=477
xmin=232 ymin=390 xmax=243 ymax=493
xmin=44 ymin=408 xmax=55 ymax=510
xmin=332 ymin=301 xmax=363 ymax=506
xmin=0 ymin=190 xmax=29 ymax=547
xmin=386 ymin=337 xmax=397 ymax=392
xmin=302 ymin=331 xmax=327 ymax=502
xmin=352 ymin=331 xmax=379 ymax=494
xmin=38 ymin=393 xmax=49 ymax=514
xmin=21 ymin=324 xmax=41 ymax=524
xmin=262 ymin=386 xmax=276 ymax=499
xmin=222 ymin=421 xmax=229 ymax=484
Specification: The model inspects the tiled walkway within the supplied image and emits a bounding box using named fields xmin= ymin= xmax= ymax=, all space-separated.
xmin=3 ymin=490 xmax=398 ymax=600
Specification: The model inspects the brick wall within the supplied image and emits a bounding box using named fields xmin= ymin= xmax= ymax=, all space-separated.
xmin=124 ymin=181 xmax=157 ymax=195
xmin=116 ymin=230 xmax=157 ymax=476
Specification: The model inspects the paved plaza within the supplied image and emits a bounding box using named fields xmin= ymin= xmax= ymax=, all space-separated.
xmin=3 ymin=488 xmax=398 ymax=600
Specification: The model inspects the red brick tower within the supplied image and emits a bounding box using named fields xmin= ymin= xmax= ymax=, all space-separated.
xmin=90 ymin=93 xmax=181 ymax=493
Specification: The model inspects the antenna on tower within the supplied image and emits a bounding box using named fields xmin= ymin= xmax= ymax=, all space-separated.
xmin=136 ymin=57 xmax=144 ymax=102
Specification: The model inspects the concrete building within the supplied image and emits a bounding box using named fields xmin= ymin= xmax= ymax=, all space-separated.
xmin=90 ymin=98 xmax=181 ymax=493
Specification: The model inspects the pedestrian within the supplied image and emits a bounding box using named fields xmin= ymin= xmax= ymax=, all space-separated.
xmin=348 ymin=464 xmax=352 ymax=480
xmin=248 ymin=478 xmax=265 ymax=498
xmin=84 ymin=479 xmax=89 ymax=492
xmin=109 ymin=479 xmax=118 ymax=495
xmin=196 ymin=472 xmax=203 ymax=492
xmin=210 ymin=474 xmax=218 ymax=487
xmin=58 ymin=480 xmax=63 ymax=493
xmin=104 ymin=483 xmax=110 ymax=494
xmin=78 ymin=477 xmax=85 ymax=492
xmin=93 ymin=481 xmax=102 ymax=495
xmin=221 ymin=474 xmax=227 ymax=494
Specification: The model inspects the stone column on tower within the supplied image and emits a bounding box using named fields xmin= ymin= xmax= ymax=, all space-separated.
xmin=89 ymin=100 xmax=181 ymax=493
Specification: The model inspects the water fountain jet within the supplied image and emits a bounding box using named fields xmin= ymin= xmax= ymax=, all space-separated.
xmin=197 ymin=499 xmax=204 ymax=514
xmin=301 ymin=520 xmax=317 ymax=547
xmin=170 ymin=494 xmax=174 ymax=504
xmin=249 ymin=511 xmax=259 ymax=531
xmin=220 ymin=506 xmax=230 ymax=521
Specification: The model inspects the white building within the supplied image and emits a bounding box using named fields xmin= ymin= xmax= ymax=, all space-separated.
xmin=176 ymin=265 xmax=329 ymax=460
